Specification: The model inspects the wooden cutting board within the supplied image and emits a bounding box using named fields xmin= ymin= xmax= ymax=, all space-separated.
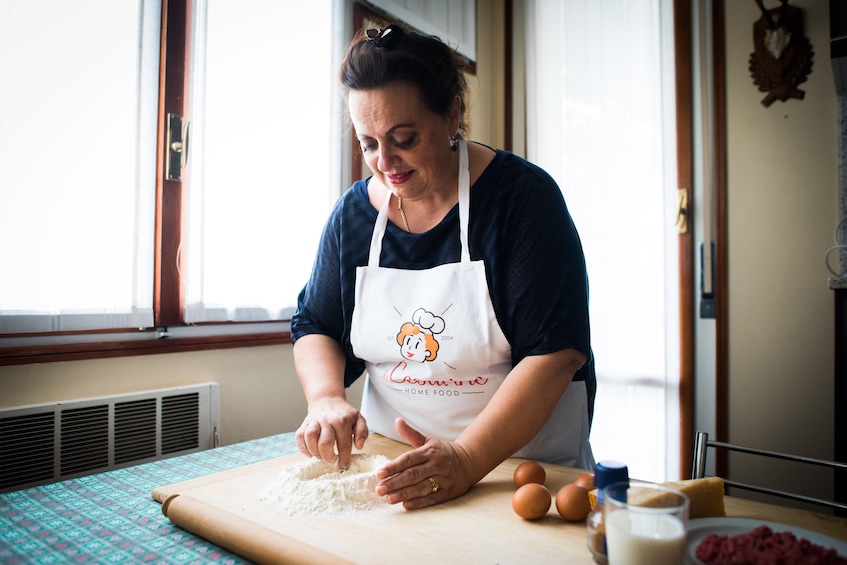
xmin=152 ymin=434 xmax=594 ymax=564
xmin=152 ymin=435 xmax=847 ymax=564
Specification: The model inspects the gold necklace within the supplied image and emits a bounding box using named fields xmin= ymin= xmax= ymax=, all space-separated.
xmin=397 ymin=196 xmax=411 ymax=232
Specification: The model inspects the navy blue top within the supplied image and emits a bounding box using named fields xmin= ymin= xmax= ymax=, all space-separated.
xmin=291 ymin=147 xmax=594 ymax=399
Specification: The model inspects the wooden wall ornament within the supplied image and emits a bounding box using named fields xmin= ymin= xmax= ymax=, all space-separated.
xmin=749 ymin=0 xmax=814 ymax=107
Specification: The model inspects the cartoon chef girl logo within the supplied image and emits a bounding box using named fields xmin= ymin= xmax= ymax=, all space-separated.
xmin=396 ymin=308 xmax=445 ymax=363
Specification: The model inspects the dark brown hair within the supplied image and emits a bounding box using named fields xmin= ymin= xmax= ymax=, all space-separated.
xmin=339 ymin=23 xmax=469 ymax=135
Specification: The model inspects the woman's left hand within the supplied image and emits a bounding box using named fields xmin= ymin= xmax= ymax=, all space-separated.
xmin=374 ymin=418 xmax=475 ymax=510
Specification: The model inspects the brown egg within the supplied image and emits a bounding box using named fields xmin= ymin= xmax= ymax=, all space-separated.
xmin=512 ymin=483 xmax=552 ymax=520
xmin=556 ymin=483 xmax=591 ymax=522
xmin=573 ymin=472 xmax=595 ymax=491
xmin=513 ymin=460 xmax=546 ymax=488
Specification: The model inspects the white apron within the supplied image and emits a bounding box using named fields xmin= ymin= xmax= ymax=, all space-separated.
xmin=350 ymin=140 xmax=594 ymax=468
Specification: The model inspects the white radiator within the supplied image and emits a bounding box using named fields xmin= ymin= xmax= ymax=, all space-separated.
xmin=0 ymin=383 xmax=220 ymax=493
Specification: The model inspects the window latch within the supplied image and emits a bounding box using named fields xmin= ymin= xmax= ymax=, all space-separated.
xmin=166 ymin=113 xmax=190 ymax=181
xmin=675 ymin=188 xmax=689 ymax=234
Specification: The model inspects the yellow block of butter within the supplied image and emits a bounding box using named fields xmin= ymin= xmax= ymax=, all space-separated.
xmin=663 ymin=477 xmax=726 ymax=519
xmin=586 ymin=477 xmax=726 ymax=519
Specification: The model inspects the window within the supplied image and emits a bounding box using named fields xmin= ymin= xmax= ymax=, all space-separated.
xmin=0 ymin=0 xmax=343 ymax=358
xmin=0 ymin=1 xmax=159 ymax=334
xmin=185 ymin=0 xmax=339 ymax=323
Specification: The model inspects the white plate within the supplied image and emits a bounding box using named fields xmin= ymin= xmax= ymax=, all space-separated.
xmin=684 ymin=517 xmax=847 ymax=564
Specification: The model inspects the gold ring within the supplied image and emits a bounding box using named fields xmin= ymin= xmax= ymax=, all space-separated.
xmin=428 ymin=477 xmax=439 ymax=494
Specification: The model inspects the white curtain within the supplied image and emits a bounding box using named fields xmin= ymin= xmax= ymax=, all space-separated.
xmin=524 ymin=0 xmax=680 ymax=481
xmin=184 ymin=0 xmax=342 ymax=323
xmin=0 ymin=0 xmax=158 ymax=333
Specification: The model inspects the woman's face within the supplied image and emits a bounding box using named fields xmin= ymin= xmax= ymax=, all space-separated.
xmin=348 ymin=82 xmax=459 ymax=201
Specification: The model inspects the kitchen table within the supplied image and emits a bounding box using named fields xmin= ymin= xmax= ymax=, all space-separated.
xmin=2 ymin=432 xmax=846 ymax=564
xmin=0 ymin=433 xmax=297 ymax=564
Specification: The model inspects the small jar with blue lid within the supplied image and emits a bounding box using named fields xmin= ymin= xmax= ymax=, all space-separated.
xmin=586 ymin=460 xmax=629 ymax=563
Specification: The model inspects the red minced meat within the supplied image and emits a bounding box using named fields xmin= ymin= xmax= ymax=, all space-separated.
xmin=695 ymin=525 xmax=847 ymax=565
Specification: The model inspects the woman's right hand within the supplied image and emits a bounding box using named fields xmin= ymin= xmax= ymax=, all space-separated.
xmin=295 ymin=396 xmax=369 ymax=472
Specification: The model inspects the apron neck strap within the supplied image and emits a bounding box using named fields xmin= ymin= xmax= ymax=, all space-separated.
xmin=457 ymin=138 xmax=470 ymax=262
xmin=368 ymin=139 xmax=471 ymax=267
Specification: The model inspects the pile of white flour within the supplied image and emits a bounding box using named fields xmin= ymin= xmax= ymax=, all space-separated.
xmin=259 ymin=454 xmax=390 ymax=516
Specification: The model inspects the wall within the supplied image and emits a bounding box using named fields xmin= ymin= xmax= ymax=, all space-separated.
xmin=724 ymin=0 xmax=838 ymax=501
xmin=0 ymin=1 xmax=503 ymax=448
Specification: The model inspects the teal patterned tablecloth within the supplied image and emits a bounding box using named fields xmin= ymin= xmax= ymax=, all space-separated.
xmin=0 ymin=433 xmax=298 ymax=564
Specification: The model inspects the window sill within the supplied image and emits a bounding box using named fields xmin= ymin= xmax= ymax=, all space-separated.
xmin=0 ymin=322 xmax=291 ymax=366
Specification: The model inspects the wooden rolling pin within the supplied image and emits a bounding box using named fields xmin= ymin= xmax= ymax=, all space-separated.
xmin=162 ymin=493 xmax=354 ymax=565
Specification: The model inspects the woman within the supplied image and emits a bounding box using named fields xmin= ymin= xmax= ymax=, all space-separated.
xmin=291 ymin=23 xmax=595 ymax=510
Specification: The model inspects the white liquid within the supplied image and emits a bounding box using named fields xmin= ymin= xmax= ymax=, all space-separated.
xmin=605 ymin=509 xmax=686 ymax=565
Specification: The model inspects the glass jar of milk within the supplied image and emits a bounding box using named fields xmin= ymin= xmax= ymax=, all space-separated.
xmin=603 ymin=481 xmax=689 ymax=565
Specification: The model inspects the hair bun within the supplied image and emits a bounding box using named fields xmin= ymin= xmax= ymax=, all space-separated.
xmin=366 ymin=24 xmax=403 ymax=49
